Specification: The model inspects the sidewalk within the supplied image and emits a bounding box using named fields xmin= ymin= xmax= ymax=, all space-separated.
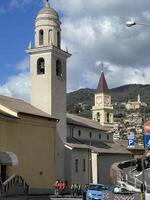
xmin=2 ymin=195 xmax=82 ymax=200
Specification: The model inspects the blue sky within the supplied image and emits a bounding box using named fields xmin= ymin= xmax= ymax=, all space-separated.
xmin=1 ymin=0 xmax=150 ymax=101
xmin=0 ymin=0 xmax=42 ymax=84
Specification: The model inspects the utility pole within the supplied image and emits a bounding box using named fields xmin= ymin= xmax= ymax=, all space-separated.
xmin=141 ymin=151 xmax=146 ymax=200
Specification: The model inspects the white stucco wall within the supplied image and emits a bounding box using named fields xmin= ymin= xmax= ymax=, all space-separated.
xmin=67 ymin=124 xmax=113 ymax=143
xmin=98 ymin=153 xmax=131 ymax=184
xmin=65 ymin=148 xmax=90 ymax=188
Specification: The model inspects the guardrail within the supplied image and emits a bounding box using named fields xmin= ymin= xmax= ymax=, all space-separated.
xmin=110 ymin=159 xmax=137 ymax=183
xmin=111 ymin=158 xmax=150 ymax=194
xmin=127 ymin=171 xmax=150 ymax=192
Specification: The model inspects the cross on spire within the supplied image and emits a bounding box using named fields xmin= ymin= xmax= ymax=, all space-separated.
xmin=45 ymin=0 xmax=50 ymax=7
xmin=46 ymin=0 xmax=50 ymax=4
xmin=100 ymin=62 xmax=104 ymax=72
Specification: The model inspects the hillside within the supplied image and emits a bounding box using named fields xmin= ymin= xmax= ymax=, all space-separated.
xmin=67 ymin=84 xmax=150 ymax=118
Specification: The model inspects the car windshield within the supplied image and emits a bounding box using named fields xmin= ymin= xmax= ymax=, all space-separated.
xmin=88 ymin=184 xmax=104 ymax=191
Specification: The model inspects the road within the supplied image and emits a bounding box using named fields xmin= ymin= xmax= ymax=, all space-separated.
xmin=2 ymin=196 xmax=82 ymax=200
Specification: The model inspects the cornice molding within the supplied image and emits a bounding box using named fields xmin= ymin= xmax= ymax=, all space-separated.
xmin=26 ymin=46 xmax=71 ymax=58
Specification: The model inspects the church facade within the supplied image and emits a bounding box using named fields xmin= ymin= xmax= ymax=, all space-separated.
xmin=125 ymin=94 xmax=147 ymax=110
xmin=0 ymin=1 xmax=132 ymax=189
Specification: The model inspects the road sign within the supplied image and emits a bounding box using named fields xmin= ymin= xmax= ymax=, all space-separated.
xmin=128 ymin=139 xmax=135 ymax=148
xmin=144 ymin=134 xmax=150 ymax=149
xmin=144 ymin=121 xmax=150 ymax=133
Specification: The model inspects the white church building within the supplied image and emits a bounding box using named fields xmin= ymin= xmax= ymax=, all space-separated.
xmin=0 ymin=1 xmax=131 ymax=188
xmin=27 ymin=1 xmax=131 ymax=186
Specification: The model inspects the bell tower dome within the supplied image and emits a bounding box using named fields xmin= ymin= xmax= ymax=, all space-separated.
xmin=35 ymin=1 xmax=61 ymax=48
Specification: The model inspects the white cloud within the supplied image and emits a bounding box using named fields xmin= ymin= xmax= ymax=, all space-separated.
xmin=1 ymin=1 xmax=150 ymax=101
xmin=0 ymin=58 xmax=30 ymax=101
xmin=16 ymin=57 xmax=29 ymax=72
xmin=79 ymin=61 xmax=150 ymax=90
xmin=55 ymin=0 xmax=150 ymax=91
xmin=0 ymin=86 xmax=12 ymax=97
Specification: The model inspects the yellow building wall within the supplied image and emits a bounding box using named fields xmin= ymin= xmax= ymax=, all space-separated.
xmin=0 ymin=113 xmax=57 ymax=188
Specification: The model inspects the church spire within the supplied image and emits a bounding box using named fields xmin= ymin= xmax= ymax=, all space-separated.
xmin=97 ymin=63 xmax=109 ymax=94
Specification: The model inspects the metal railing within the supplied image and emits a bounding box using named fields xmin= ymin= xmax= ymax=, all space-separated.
xmin=127 ymin=171 xmax=150 ymax=192
xmin=110 ymin=159 xmax=150 ymax=193
xmin=1 ymin=174 xmax=29 ymax=196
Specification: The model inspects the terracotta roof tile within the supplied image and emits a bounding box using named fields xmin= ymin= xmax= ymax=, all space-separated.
xmin=67 ymin=113 xmax=109 ymax=131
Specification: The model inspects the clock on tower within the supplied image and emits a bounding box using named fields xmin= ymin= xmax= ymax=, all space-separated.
xmin=96 ymin=96 xmax=102 ymax=105
xmin=104 ymin=95 xmax=110 ymax=105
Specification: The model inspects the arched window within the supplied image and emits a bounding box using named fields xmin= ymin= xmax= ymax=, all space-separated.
xmin=49 ymin=29 xmax=52 ymax=45
xmin=57 ymin=31 xmax=61 ymax=48
xmin=89 ymin=132 xmax=92 ymax=138
xmin=39 ymin=30 xmax=44 ymax=45
xmin=75 ymin=159 xmax=78 ymax=172
xmin=56 ymin=59 xmax=62 ymax=77
xmin=107 ymin=135 xmax=110 ymax=140
xmin=107 ymin=113 xmax=110 ymax=123
xmin=97 ymin=112 xmax=100 ymax=122
xmin=37 ymin=58 xmax=45 ymax=74
xmin=78 ymin=130 xmax=81 ymax=137
xmin=99 ymin=134 xmax=101 ymax=139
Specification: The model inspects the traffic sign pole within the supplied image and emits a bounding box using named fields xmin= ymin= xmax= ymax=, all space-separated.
xmin=127 ymin=133 xmax=135 ymax=174
xmin=142 ymin=121 xmax=150 ymax=200
xmin=142 ymin=155 xmax=145 ymax=200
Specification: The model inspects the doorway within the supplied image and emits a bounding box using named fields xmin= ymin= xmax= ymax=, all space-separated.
xmin=1 ymin=165 xmax=7 ymax=182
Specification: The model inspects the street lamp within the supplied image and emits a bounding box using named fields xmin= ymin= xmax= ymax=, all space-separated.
xmin=126 ymin=20 xmax=136 ymax=27
xmin=126 ymin=20 xmax=150 ymax=27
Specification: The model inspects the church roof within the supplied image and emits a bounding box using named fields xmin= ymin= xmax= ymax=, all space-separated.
xmin=65 ymin=139 xmax=131 ymax=155
xmin=116 ymin=140 xmax=144 ymax=150
xmin=0 ymin=95 xmax=57 ymax=120
xmin=97 ymin=71 xmax=109 ymax=94
xmin=67 ymin=113 xmax=109 ymax=131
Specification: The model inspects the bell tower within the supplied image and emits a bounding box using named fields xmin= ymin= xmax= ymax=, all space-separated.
xmin=27 ymin=1 xmax=71 ymax=179
xmin=92 ymin=64 xmax=114 ymax=128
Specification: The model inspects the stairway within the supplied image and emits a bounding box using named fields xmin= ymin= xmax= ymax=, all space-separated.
xmin=1 ymin=174 xmax=29 ymax=197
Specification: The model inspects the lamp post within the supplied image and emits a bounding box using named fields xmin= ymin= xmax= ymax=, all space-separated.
xmin=126 ymin=20 xmax=150 ymax=27
xmin=126 ymin=20 xmax=150 ymax=200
